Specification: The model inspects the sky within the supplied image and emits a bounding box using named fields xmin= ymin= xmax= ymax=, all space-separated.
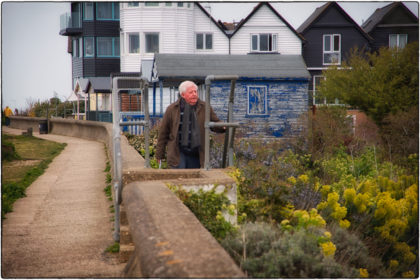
xmin=1 ymin=1 xmax=418 ymax=112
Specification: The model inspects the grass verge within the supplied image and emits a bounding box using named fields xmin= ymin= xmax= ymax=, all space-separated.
xmin=1 ymin=133 xmax=66 ymax=218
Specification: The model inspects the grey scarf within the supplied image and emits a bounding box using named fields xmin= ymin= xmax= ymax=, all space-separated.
xmin=180 ymin=99 xmax=200 ymax=151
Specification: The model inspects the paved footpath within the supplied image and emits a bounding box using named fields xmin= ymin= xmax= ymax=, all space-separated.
xmin=1 ymin=127 xmax=125 ymax=278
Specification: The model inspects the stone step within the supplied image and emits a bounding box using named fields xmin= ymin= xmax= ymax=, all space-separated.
xmin=120 ymin=225 xmax=132 ymax=245
xmin=119 ymin=243 xmax=134 ymax=263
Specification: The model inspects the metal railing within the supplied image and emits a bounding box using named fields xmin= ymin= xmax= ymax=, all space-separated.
xmin=204 ymin=75 xmax=240 ymax=170
xmin=111 ymin=76 xmax=150 ymax=241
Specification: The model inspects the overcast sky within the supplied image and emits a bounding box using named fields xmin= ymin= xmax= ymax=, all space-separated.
xmin=1 ymin=1 xmax=418 ymax=111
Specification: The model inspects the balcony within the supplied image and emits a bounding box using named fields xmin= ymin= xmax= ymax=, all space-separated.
xmin=59 ymin=12 xmax=82 ymax=36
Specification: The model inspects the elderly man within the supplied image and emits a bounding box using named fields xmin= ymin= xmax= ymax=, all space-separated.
xmin=156 ymin=80 xmax=224 ymax=169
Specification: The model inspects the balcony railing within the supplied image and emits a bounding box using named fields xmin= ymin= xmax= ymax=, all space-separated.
xmin=60 ymin=12 xmax=82 ymax=35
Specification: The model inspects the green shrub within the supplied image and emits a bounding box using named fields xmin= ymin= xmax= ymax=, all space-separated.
xmin=169 ymin=185 xmax=236 ymax=240
xmin=221 ymin=222 xmax=358 ymax=278
xmin=1 ymin=139 xmax=20 ymax=161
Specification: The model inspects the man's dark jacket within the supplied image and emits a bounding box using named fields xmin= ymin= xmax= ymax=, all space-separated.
xmin=156 ymin=98 xmax=224 ymax=168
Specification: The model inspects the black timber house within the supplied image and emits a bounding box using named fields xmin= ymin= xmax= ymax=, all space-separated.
xmin=297 ymin=2 xmax=373 ymax=105
xmin=362 ymin=2 xmax=419 ymax=52
xmin=59 ymin=2 xmax=120 ymax=121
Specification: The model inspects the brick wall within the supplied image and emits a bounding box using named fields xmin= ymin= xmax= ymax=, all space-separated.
xmin=120 ymin=93 xmax=142 ymax=112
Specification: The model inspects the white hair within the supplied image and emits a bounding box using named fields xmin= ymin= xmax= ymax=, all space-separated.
xmin=179 ymin=80 xmax=197 ymax=95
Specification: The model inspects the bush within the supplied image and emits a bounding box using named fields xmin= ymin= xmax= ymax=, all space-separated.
xmin=380 ymin=107 xmax=419 ymax=164
xmin=1 ymin=139 xmax=20 ymax=161
xmin=168 ymin=185 xmax=236 ymax=240
xmin=221 ymin=222 xmax=358 ymax=278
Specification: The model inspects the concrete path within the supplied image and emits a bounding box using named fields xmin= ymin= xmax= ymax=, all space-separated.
xmin=1 ymin=127 xmax=125 ymax=278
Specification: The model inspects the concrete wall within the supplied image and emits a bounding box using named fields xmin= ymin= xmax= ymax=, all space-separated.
xmin=7 ymin=117 xmax=244 ymax=278
xmin=9 ymin=116 xmax=47 ymax=133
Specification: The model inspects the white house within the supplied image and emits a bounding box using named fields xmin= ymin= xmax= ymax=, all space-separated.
xmin=119 ymin=2 xmax=230 ymax=73
xmin=118 ymin=2 xmax=306 ymax=117
xmin=229 ymin=3 xmax=303 ymax=55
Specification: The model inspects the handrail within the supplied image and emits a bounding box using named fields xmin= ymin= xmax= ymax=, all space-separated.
xmin=112 ymin=76 xmax=150 ymax=242
xmin=204 ymin=75 xmax=239 ymax=170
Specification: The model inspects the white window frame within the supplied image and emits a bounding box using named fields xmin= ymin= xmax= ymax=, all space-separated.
xmin=389 ymin=34 xmax=408 ymax=49
xmin=145 ymin=32 xmax=159 ymax=53
xmin=195 ymin=33 xmax=213 ymax=50
xmin=323 ymin=34 xmax=341 ymax=65
xmin=127 ymin=33 xmax=140 ymax=54
xmin=250 ymin=33 xmax=278 ymax=53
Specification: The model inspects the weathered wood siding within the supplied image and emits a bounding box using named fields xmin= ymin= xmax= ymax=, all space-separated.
xmin=210 ymin=79 xmax=309 ymax=138
xmin=230 ymin=5 xmax=302 ymax=55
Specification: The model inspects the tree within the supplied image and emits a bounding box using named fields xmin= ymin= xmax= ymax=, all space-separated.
xmin=318 ymin=42 xmax=419 ymax=126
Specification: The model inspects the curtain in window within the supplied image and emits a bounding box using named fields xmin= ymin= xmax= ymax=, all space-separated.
xmin=97 ymin=2 xmax=112 ymax=19
xmin=399 ymin=34 xmax=408 ymax=48
xmin=97 ymin=37 xmax=113 ymax=56
xmin=129 ymin=34 xmax=139 ymax=53
xmin=83 ymin=3 xmax=93 ymax=20
xmin=84 ymin=37 xmax=94 ymax=57
xmin=146 ymin=34 xmax=159 ymax=53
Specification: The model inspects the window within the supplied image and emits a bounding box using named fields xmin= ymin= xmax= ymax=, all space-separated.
xmin=127 ymin=2 xmax=139 ymax=7
xmin=79 ymin=38 xmax=83 ymax=57
xmin=97 ymin=37 xmax=120 ymax=57
xmin=128 ymin=33 xmax=140 ymax=54
xmin=247 ymin=86 xmax=267 ymax=115
xmin=251 ymin=33 xmax=277 ymax=52
xmin=145 ymin=33 xmax=159 ymax=53
xmin=98 ymin=94 xmax=111 ymax=111
xmin=177 ymin=2 xmax=184 ymax=7
xmin=313 ymin=76 xmax=340 ymax=105
xmin=196 ymin=33 xmax=213 ymax=50
xmin=83 ymin=3 xmax=93 ymax=20
xmin=96 ymin=2 xmax=119 ymax=20
xmin=165 ymin=2 xmax=172 ymax=6
xmin=389 ymin=34 xmax=407 ymax=49
xmin=145 ymin=2 xmax=159 ymax=6
xmin=323 ymin=34 xmax=341 ymax=65
xmin=73 ymin=3 xmax=82 ymax=27
xmin=84 ymin=37 xmax=94 ymax=57
xmin=73 ymin=39 xmax=79 ymax=57
xmin=313 ymin=75 xmax=325 ymax=105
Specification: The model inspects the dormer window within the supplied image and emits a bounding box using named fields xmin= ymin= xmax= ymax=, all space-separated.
xmin=196 ymin=33 xmax=213 ymax=50
xmin=323 ymin=34 xmax=341 ymax=65
xmin=251 ymin=33 xmax=277 ymax=53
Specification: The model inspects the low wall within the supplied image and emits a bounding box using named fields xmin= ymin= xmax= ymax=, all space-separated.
xmin=7 ymin=116 xmax=244 ymax=278
xmin=123 ymin=181 xmax=243 ymax=278
xmin=9 ymin=116 xmax=46 ymax=132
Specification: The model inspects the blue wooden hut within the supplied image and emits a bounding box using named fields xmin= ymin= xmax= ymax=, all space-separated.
xmin=151 ymin=53 xmax=310 ymax=138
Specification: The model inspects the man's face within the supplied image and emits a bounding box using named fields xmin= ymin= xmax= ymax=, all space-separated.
xmin=182 ymin=85 xmax=198 ymax=105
